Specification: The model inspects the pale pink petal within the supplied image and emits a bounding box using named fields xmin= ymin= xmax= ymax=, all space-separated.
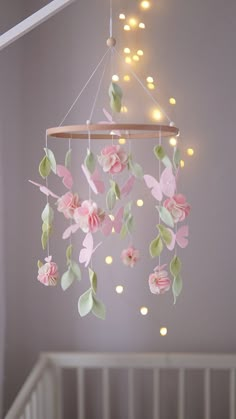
xmin=29 ymin=180 xmax=59 ymax=199
xmin=144 ymin=174 xmax=162 ymax=201
xmin=121 ymin=175 xmax=135 ymax=197
xmin=176 ymin=225 xmax=189 ymax=248
xmin=62 ymin=224 xmax=80 ymax=239
xmin=57 ymin=165 xmax=73 ymax=189
xmin=160 ymin=167 xmax=176 ymax=198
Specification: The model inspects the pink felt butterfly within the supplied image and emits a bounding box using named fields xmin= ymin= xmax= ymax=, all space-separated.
xmin=62 ymin=223 xmax=80 ymax=240
xmin=99 ymin=108 xmax=121 ymax=137
xmin=101 ymin=207 xmax=124 ymax=236
xmin=120 ymin=175 xmax=135 ymax=197
xmin=28 ymin=180 xmax=59 ymax=199
xmin=143 ymin=167 xmax=176 ymax=201
xmin=57 ymin=165 xmax=73 ymax=189
xmin=166 ymin=225 xmax=189 ymax=250
xmin=81 ymin=164 xmax=105 ymax=195
xmin=79 ymin=233 xmax=102 ymax=267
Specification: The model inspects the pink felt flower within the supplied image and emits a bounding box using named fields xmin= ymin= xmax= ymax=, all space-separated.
xmin=37 ymin=256 xmax=59 ymax=287
xmin=98 ymin=145 xmax=128 ymax=174
xmin=57 ymin=191 xmax=80 ymax=219
xmin=163 ymin=194 xmax=190 ymax=223
xmin=121 ymin=246 xmax=140 ymax=267
xmin=73 ymin=200 xmax=105 ymax=233
xmin=148 ymin=265 xmax=171 ymax=295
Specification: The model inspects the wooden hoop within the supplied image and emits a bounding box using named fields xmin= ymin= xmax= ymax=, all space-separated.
xmin=46 ymin=124 xmax=179 ymax=140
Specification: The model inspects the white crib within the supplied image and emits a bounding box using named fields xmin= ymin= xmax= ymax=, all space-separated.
xmin=5 ymin=352 xmax=236 ymax=419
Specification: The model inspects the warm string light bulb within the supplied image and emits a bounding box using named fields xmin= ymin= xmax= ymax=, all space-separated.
xmin=133 ymin=55 xmax=139 ymax=62
xmin=147 ymin=83 xmax=155 ymax=90
xmin=152 ymin=109 xmax=162 ymax=121
xmin=105 ymin=256 xmax=113 ymax=265
xmin=112 ymin=74 xmax=119 ymax=82
xmin=129 ymin=18 xmax=138 ymax=28
xmin=116 ymin=285 xmax=124 ymax=294
xmin=121 ymin=106 xmax=128 ymax=113
xmin=136 ymin=199 xmax=144 ymax=207
xmin=139 ymin=22 xmax=145 ymax=29
xmin=125 ymin=57 xmax=132 ymax=64
xmin=169 ymin=97 xmax=176 ymax=105
xmin=124 ymin=24 xmax=131 ymax=31
xmin=146 ymin=76 xmax=154 ymax=83
xmin=169 ymin=137 xmax=177 ymax=147
xmin=160 ymin=327 xmax=167 ymax=336
xmin=140 ymin=0 xmax=151 ymax=10
xmin=119 ymin=13 xmax=126 ymax=20
xmin=119 ymin=138 xmax=126 ymax=145
xmin=140 ymin=307 xmax=148 ymax=316
xmin=137 ymin=50 xmax=144 ymax=56
xmin=187 ymin=148 xmax=194 ymax=156
xmin=123 ymin=75 xmax=130 ymax=82
xmin=124 ymin=47 xmax=131 ymax=54
xmin=180 ymin=160 xmax=185 ymax=168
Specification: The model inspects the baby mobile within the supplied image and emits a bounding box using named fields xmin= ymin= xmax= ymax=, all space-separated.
xmin=29 ymin=0 xmax=191 ymax=320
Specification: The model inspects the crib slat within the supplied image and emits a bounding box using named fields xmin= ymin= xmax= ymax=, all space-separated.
xmin=230 ymin=368 xmax=235 ymax=419
xmin=102 ymin=368 xmax=110 ymax=419
xmin=128 ymin=368 xmax=135 ymax=419
xmin=204 ymin=368 xmax=211 ymax=419
xmin=77 ymin=367 xmax=85 ymax=419
xmin=36 ymin=380 xmax=43 ymax=419
xmin=31 ymin=391 xmax=37 ymax=419
xmin=53 ymin=366 xmax=63 ymax=419
xmin=153 ymin=368 xmax=160 ymax=419
xmin=178 ymin=368 xmax=185 ymax=419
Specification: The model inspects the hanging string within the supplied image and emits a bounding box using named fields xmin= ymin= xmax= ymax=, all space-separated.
xmin=45 ymin=132 xmax=50 ymax=258
xmin=109 ymin=0 xmax=113 ymax=38
xmin=89 ymin=54 xmax=110 ymax=122
xmin=158 ymin=129 xmax=162 ymax=268
xmin=68 ymin=137 xmax=73 ymax=250
xmin=59 ymin=48 xmax=110 ymax=126
xmin=113 ymin=47 xmax=172 ymax=123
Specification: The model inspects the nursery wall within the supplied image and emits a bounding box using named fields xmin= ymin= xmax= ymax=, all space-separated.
xmin=3 ymin=0 xmax=236 ymax=415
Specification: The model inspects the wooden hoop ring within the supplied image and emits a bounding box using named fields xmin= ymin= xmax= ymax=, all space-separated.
xmin=46 ymin=124 xmax=179 ymax=140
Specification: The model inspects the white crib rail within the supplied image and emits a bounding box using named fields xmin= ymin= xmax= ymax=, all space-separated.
xmin=5 ymin=353 xmax=236 ymax=419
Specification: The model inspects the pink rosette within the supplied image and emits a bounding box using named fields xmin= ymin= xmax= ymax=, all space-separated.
xmin=73 ymin=200 xmax=105 ymax=233
xmin=121 ymin=246 xmax=140 ymax=267
xmin=57 ymin=191 xmax=80 ymax=219
xmin=148 ymin=265 xmax=171 ymax=295
xmin=163 ymin=194 xmax=190 ymax=223
xmin=37 ymin=256 xmax=59 ymax=287
xmin=98 ymin=145 xmax=128 ymax=174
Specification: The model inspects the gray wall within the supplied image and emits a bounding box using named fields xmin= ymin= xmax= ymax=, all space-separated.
xmin=2 ymin=0 xmax=236 ymax=415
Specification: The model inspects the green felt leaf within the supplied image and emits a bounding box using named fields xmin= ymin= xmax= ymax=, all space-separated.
xmin=39 ymin=155 xmax=51 ymax=179
xmin=123 ymin=201 xmax=132 ymax=219
xmin=120 ymin=223 xmax=128 ymax=239
xmin=149 ymin=235 xmax=163 ymax=258
xmin=66 ymin=244 xmax=73 ymax=265
xmin=110 ymin=180 xmax=121 ymax=199
xmin=92 ymin=295 xmax=106 ymax=320
xmin=42 ymin=221 xmax=51 ymax=234
xmin=37 ymin=260 xmax=43 ymax=269
xmin=158 ymin=224 xmax=172 ymax=246
xmin=106 ymin=188 xmax=116 ymax=211
xmin=129 ymin=157 xmax=143 ymax=179
xmin=172 ymin=274 xmax=183 ymax=304
xmin=84 ymin=149 xmax=96 ymax=174
xmin=170 ymin=255 xmax=182 ymax=277
xmin=109 ymin=82 xmax=123 ymax=113
xmin=65 ymin=149 xmax=72 ymax=168
xmin=89 ymin=268 xmax=97 ymax=293
xmin=126 ymin=214 xmax=134 ymax=234
xmin=70 ymin=260 xmax=81 ymax=281
xmin=78 ymin=289 xmax=93 ymax=317
xmin=44 ymin=148 xmax=57 ymax=174
xmin=61 ymin=268 xmax=75 ymax=291
xmin=173 ymin=147 xmax=181 ymax=170
xmin=41 ymin=203 xmax=54 ymax=224
xmin=41 ymin=231 xmax=49 ymax=250
xmin=153 ymin=145 xmax=172 ymax=168
xmin=157 ymin=206 xmax=174 ymax=228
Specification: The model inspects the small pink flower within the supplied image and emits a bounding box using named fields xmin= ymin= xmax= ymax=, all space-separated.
xmin=37 ymin=256 xmax=59 ymax=286
xmin=73 ymin=200 xmax=105 ymax=233
xmin=121 ymin=246 xmax=140 ymax=267
xmin=148 ymin=265 xmax=171 ymax=295
xmin=98 ymin=145 xmax=128 ymax=174
xmin=163 ymin=194 xmax=190 ymax=223
xmin=57 ymin=191 xmax=80 ymax=219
